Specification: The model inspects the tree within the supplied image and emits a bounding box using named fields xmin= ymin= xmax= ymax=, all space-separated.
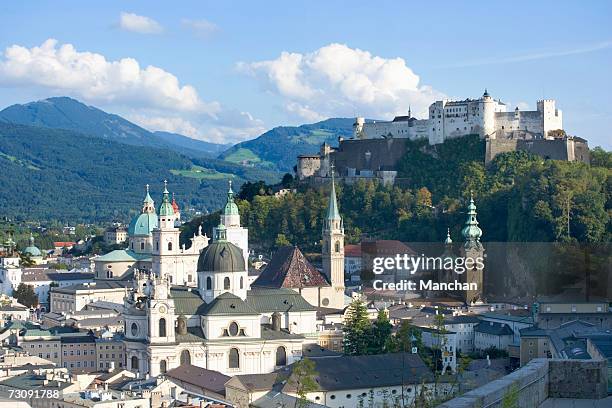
xmin=343 ymin=298 xmax=371 ymax=355
xmin=19 ymin=252 xmax=35 ymax=267
xmin=281 ymin=173 xmax=294 ymax=187
xmin=289 ymin=358 xmax=319 ymax=408
xmin=367 ymin=310 xmax=393 ymax=354
xmin=13 ymin=283 xmax=38 ymax=308
xmin=274 ymin=233 xmax=291 ymax=247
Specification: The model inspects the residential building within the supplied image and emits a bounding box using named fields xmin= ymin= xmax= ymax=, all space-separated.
xmin=474 ymin=321 xmax=514 ymax=352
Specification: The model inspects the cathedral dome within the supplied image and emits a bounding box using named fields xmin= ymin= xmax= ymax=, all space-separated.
xmin=23 ymin=234 xmax=42 ymax=257
xmin=197 ymin=240 xmax=245 ymax=273
xmin=128 ymin=212 xmax=158 ymax=236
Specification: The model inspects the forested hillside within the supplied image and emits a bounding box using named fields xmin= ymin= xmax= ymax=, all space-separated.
xmin=218 ymin=118 xmax=355 ymax=171
xmin=182 ymin=142 xmax=611 ymax=250
xmin=0 ymin=122 xmax=277 ymax=222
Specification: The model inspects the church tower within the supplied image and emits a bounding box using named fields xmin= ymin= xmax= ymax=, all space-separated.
xmin=461 ymin=193 xmax=485 ymax=304
xmin=214 ymin=180 xmax=249 ymax=268
xmin=152 ymin=181 xmax=181 ymax=284
xmin=147 ymin=272 xmax=175 ymax=344
xmin=322 ymin=167 xmax=345 ymax=299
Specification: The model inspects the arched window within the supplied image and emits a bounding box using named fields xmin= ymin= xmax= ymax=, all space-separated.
xmin=158 ymin=318 xmax=167 ymax=337
xmin=160 ymin=360 xmax=167 ymax=374
xmin=335 ymin=241 xmax=340 ymax=253
xmin=240 ymin=276 xmax=244 ymax=289
xmin=131 ymin=356 xmax=139 ymax=370
xmin=206 ymin=277 xmax=212 ymax=290
xmin=156 ymin=241 xmax=159 ymax=251
xmin=224 ymin=277 xmax=230 ymax=290
xmin=180 ymin=350 xmax=191 ymax=366
xmin=229 ymin=348 xmax=240 ymax=369
xmin=130 ymin=323 xmax=138 ymax=337
xmin=275 ymin=346 xmax=287 ymax=366
xmin=140 ymin=242 xmax=145 ymax=250
xmin=168 ymin=242 xmax=173 ymax=251
xmin=106 ymin=270 xmax=113 ymax=278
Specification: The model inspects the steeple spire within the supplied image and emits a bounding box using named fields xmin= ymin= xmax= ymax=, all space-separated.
xmin=444 ymin=228 xmax=453 ymax=245
xmin=158 ymin=180 xmax=174 ymax=216
xmin=461 ymin=191 xmax=482 ymax=246
xmin=142 ymin=184 xmax=155 ymax=213
xmin=326 ymin=164 xmax=340 ymax=221
xmin=223 ymin=179 xmax=239 ymax=217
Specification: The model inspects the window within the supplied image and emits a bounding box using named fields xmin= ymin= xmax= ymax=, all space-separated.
xmin=140 ymin=242 xmax=145 ymax=250
xmin=224 ymin=277 xmax=230 ymax=290
xmin=131 ymin=356 xmax=139 ymax=370
xmin=229 ymin=348 xmax=240 ymax=369
xmin=206 ymin=277 xmax=212 ymax=290
xmin=229 ymin=322 xmax=239 ymax=336
xmin=276 ymin=346 xmax=287 ymax=366
xmin=168 ymin=242 xmax=173 ymax=251
xmin=240 ymin=276 xmax=244 ymax=289
xmin=180 ymin=350 xmax=191 ymax=366
xmin=334 ymin=241 xmax=340 ymax=253
xmin=131 ymin=323 xmax=138 ymax=337
xmin=159 ymin=318 xmax=167 ymax=337
xmin=160 ymin=360 xmax=167 ymax=374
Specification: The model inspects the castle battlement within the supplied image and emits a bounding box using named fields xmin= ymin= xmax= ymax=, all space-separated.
xmin=355 ymin=90 xmax=564 ymax=145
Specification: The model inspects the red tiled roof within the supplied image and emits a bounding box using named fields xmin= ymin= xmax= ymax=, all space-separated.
xmin=54 ymin=242 xmax=76 ymax=247
xmin=345 ymin=244 xmax=362 ymax=257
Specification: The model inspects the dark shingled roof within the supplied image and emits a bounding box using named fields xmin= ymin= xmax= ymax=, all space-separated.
xmin=474 ymin=321 xmax=514 ymax=336
xmin=170 ymin=287 xmax=206 ymax=315
xmin=199 ymin=292 xmax=259 ymax=316
xmin=165 ymin=364 xmax=230 ymax=396
xmin=246 ymin=288 xmax=317 ymax=313
xmin=304 ymin=353 xmax=434 ymax=391
xmin=252 ymin=246 xmax=329 ymax=289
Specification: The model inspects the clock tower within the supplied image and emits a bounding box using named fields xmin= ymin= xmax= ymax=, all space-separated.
xmin=147 ymin=273 xmax=176 ymax=344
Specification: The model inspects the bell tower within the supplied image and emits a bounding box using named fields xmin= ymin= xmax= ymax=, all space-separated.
xmin=322 ymin=165 xmax=345 ymax=297
xmin=461 ymin=192 xmax=485 ymax=304
xmin=152 ymin=180 xmax=181 ymax=283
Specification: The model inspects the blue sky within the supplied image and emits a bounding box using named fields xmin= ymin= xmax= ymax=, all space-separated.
xmin=0 ymin=0 xmax=610 ymax=148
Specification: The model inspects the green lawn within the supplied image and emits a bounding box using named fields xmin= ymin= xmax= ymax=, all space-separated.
xmin=170 ymin=165 xmax=230 ymax=180
xmin=0 ymin=151 xmax=40 ymax=170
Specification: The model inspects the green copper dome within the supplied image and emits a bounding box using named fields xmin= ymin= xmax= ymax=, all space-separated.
xmin=223 ymin=180 xmax=239 ymax=216
xmin=461 ymin=194 xmax=482 ymax=243
xmin=158 ymin=181 xmax=175 ymax=216
xmin=197 ymin=240 xmax=245 ymax=273
xmin=23 ymin=234 xmax=42 ymax=257
xmin=128 ymin=212 xmax=158 ymax=236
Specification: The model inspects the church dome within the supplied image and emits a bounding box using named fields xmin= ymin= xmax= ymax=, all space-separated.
xmin=23 ymin=234 xmax=42 ymax=257
xmin=128 ymin=212 xmax=158 ymax=236
xmin=197 ymin=240 xmax=245 ymax=273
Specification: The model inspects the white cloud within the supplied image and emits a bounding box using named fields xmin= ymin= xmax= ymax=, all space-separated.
xmin=238 ymin=43 xmax=446 ymax=120
xmin=0 ymin=39 xmax=216 ymax=113
xmin=182 ymin=19 xmax=218 ymax=39
xmin=119 ymin=12 xmax=163 ymax=34
xmin=0 ymin=39 xmax=264 ymax=144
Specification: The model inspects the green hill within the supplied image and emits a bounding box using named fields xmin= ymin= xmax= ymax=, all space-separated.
xmin=0 ymin=122 xmax=278 ymax=222
xmin=219 ymin=118 xmax=355 ymax=171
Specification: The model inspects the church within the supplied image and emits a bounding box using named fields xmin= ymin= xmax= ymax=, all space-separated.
xmin=122 ymin=177 xmax=347 ymax=377
xmin=94 ymin=182 xmax=209 ymax=285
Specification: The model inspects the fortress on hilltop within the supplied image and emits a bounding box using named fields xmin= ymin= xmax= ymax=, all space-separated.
xmin=297 ymin=90 xmax=589 ymax=185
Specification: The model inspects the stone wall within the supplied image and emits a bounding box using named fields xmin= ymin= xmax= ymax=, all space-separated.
xmin=437 ymin=358 xmax=608 ymax=408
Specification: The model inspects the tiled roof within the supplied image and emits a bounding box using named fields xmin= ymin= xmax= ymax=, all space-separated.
xmin=246 ymin=288 xmax=317 ymax=313
xmin=344 ymin=244 xmax=362 ymax=257
xmin=165 ymin=364 xmax=229 ymax=396
xmin=175 ymin=326 xmax=206 ymax=343
xmin=170 ymin=287 xmax=206 ymax=315
xmin=445 ymin=315 xmax=481 ymax=324
xmin=95 ymin=249 xmax=151 ymax=263
xmin=199 ymin=292 xmax=259 ymax=316
xmin=474 ymin=321 xmax=514 ymax=336
xmin=53 ymin=280 xmax=128 ymax=294
xmin=252 ymin=246 xmax=329 ymax=289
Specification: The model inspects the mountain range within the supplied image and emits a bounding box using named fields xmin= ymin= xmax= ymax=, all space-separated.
xmin=0 ymin=97 xmax=354 ymax=222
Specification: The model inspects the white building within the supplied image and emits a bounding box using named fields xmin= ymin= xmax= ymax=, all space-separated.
xmin=474 ymin=321 xmax=514 ymax=352
xmin=354 ymin=90 xmax=563 ymax=145
xmin=444 ymin=315 xmax=481 ymax=354
xmin=120 ymin=181 xmax=351 ymax=378
xmin=418 ymin=326 xmax=457 ymax=374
